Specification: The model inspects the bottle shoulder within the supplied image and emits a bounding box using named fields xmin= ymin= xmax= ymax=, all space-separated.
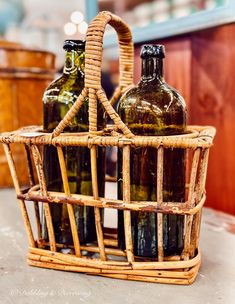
xmin=43 ymin=73 xmax=84 ymax=104
xmin=43 ymin=72 xmax=105 ymax=132
xmin=118 ymin=81 xmax=186 ymax=112
xmin=45 ymin=73 xmax=68 ymax=90
xmin=117 ymin=81 xmax=187 ymax=135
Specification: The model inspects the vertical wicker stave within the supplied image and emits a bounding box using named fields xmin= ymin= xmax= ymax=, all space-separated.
xmin=157 ymin=146 xmax=164 ymax=261
xmin=122 ymin=144 xmax=134 ymax=262
xmin=88 ymin=86 xmax=106 ymax=261
xmin=190 ymin=148 xmax=210 ymax=257
xmin=30 ymin=145 xmax=56 ymax=252
xmin=182 ymin=148 xmax=201 ymax=260
xmin=24 ymin=144 xmax=42 ymax=241
xmin=57 ymin=146 xmax=82 ymax=257
xmin=90 ymin=144 xmax=106 ymax=261
xmin=3 ymin=144 xmax=36 ymax=248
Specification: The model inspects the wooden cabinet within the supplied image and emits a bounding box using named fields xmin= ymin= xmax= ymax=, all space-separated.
xmin=134 ymin=23 xmax=235 ymax=215
xmin=0 ymin=41 xmax=55 ymax=187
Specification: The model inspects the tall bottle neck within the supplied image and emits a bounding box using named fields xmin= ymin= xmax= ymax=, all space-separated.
xmin=63 ymin=50 xmax=85 ymax=75
xmin=141 ymin=57 xmax=164 ymax=82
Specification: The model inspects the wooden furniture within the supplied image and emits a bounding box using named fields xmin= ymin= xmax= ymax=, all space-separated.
xmin=0 ymin=12 xmax=215 ymax=285
xmin=0 ymin=41 xmax=55 ymax=187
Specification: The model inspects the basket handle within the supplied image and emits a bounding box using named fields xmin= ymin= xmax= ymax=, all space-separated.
xmin=52 ymin=11 xmax=134 ymax=138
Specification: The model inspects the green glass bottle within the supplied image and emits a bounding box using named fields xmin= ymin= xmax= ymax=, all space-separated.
xmin=117 ymin=44 xmax=187 ymax=257
xmin=42 ymin=40 xmax=105 ymax=245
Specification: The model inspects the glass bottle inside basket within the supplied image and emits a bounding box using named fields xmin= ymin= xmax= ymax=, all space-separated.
xmin=42 ymin=40 xmax=105 ymax=246
xmin=117 ymin=44 xmax=187 ymax=257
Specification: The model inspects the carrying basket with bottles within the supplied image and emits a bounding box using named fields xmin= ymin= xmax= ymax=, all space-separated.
xmin=0 ymin=11 xmax=215 ymax=285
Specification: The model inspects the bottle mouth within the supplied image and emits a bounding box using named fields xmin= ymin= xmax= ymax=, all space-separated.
xmin=140 ymin=44 xmax=165 ymax=59
xmin=63 ymin=40 xmax=85 ymax=51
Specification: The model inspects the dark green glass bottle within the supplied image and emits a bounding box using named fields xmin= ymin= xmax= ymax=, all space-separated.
xmin=117 ymin=44 xmax=187 ymax=257
xmin=42 ymin=40 xmax=105 ymax=245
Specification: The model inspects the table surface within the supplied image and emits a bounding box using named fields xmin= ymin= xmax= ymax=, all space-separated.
xmin=0 ymin=186 xmax=235 ymax=304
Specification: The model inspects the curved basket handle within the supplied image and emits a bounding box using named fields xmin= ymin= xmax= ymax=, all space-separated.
xmin=52 ymin=11 xmax=134 ymax=139
xmin=85 ymin=11 xmax=133 ymax=91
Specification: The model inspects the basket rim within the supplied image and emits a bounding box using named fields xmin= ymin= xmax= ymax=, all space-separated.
xmin=0 ymin=125 xmax=216 ymax=149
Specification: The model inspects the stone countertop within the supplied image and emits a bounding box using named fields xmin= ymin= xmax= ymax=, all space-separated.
xmin=0 ymin=187 xmax=235 ymax=304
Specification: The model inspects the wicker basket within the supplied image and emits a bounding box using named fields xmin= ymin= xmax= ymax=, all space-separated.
xmin=0 ymin=11 xmax=216 ymax=285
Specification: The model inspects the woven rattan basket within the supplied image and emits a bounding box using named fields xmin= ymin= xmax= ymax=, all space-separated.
xmin=0 ymin=11 xmax=216 ymax=285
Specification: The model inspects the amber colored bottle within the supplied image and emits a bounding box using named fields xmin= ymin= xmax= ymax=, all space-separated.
xmin=117 ymin=44 xmax=187 ymax=257
xmin=42 ymin=40 xmax=105 ymax=245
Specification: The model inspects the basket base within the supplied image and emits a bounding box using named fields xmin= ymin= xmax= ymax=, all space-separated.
xmin=26 ymin=248 xmax=201 ymax=285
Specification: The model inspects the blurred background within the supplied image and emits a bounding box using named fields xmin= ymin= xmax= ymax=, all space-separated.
xmin=0 ymin=0 xmax=227 ymax=67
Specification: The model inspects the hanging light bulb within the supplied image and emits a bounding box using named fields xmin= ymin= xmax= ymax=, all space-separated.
xmin=70 ymin=11 xmax=84 ymax=24
xmin=64 ymin=22 xmax=77 ymax=35
xmin=78 ymin=21 xmax=88 ymax=35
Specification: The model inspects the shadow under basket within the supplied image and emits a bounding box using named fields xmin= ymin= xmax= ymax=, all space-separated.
xmin=0 ymin=11 xmax=216 ymax=285
xmin=0 ymin=124 xmax=215 ymax=285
